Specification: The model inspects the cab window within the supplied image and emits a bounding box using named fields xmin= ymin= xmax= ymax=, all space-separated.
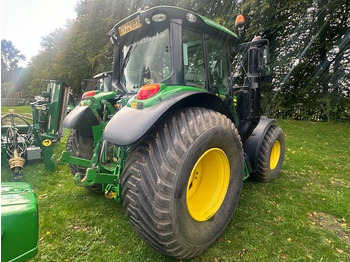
xmin=182 ymin=28 xmax=205 ymax=89
xmin=207 ymin=37 xmax=230 ymax=95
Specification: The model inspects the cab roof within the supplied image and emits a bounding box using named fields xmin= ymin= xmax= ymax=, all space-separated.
xmin=110 ymin=6 xmax=238 ymax=41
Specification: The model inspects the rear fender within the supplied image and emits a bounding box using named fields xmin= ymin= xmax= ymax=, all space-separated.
xmin=243 ymin=117 xmax=276 ymax=172
xmin=63 ymin=91 xmax=118 ymax=136
xmin=104 ymin=91 xmax=233 ymax=146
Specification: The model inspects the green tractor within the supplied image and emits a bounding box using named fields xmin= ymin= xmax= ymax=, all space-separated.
xmin=58 ymin=6 xmax=285 ymax=259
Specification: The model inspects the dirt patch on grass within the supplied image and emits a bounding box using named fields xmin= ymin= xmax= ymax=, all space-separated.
xmin=309 ymin=211 xmax=350 ymax=245
xmin=331 ymin=178 xmax=350 ymax=187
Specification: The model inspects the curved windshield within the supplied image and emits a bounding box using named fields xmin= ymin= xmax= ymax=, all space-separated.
xmin=120 ymin=28 xmax=172 ymax=93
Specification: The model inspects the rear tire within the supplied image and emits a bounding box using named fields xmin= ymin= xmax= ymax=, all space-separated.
xmin=253 ymin=125 xmax=285 ymax=182
xmin=66 ymin=129 xmax=102 ymax=193
xmin=121 ymin=108 xmax=244 ymax=259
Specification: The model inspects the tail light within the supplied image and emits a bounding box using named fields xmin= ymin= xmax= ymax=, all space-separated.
xmin=81 ymin=90 xmax=97 ymax=100
xmin=136 ymin=84 xmax=161 ymax=100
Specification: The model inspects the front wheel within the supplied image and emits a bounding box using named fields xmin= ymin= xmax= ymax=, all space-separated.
xmin=66 ymin=129 xmax=102 ymax=193
xmin=253 ymin=125 xmax=285 ymax=182
xmin=121 ymin=108 xmax=244 ymax=259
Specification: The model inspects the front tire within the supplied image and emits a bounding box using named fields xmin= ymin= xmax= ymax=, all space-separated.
xmin=66 ymin=129 xmax=102 ymax=193
xmin=121 ymin=108 xmax=244 ymax=259
xmin=253 ymin=125 xmax=285 ymax=182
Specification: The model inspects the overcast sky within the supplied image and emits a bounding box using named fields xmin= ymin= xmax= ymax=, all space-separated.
xmin=1 ymin=0 xmax=78 ymax=66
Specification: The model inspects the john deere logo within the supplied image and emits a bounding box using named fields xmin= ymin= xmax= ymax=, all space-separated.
xmin=42 ymin=139 xmax=52 ymax=147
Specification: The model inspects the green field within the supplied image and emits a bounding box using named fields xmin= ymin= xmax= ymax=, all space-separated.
xmin=1 ymin=120 xmax=349 ymax=261
xmin=1 ymin=105 xmax=32 ymax=115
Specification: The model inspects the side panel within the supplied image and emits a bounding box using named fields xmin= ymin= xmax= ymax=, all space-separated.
xmin=243 ymin=118 xmax=276 ymax=172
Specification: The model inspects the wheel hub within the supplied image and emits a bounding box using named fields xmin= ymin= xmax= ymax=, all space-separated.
xmin=270 ymin=140 xmax=281 ymax=170
xmin=186 ymin=148 xmax=230 ymax=222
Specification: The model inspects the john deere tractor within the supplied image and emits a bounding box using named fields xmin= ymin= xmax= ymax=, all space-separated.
xmin=58 ymin=6 xmax=285 ymax=259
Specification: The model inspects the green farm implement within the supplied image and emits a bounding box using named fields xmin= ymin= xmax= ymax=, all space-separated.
xmin=1 ymin=80 xmax=71 ymax=177
xmin=57 ymin=6 xmax=285 ymax=259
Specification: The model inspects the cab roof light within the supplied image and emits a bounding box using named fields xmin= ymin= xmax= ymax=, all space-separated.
xmin=136 ymin=84 xmax=161 ymax=100
xmin=152 ymin=13 xmax=166 ymax=22
xmin=186 ymin=13 xmax=197 ymax=23
xmin=145 ymin=17 xmax=151 ymax=24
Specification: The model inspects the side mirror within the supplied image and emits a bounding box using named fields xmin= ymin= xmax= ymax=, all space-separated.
xmin=258 ymin=45 xmax=271 ymax=76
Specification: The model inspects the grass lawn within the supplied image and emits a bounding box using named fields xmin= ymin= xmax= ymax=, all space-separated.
xmin=1 ymin=105 xmax=32 ymax=115
xmin=1 ymin=119 xmax=349 ymax=261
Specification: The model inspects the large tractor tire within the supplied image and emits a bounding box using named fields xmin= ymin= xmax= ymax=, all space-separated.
xmin=253 ymin=125 xmax=285 ymax=182
xmin=121 ymin=108 xmax=244 ymax=259
xmin=66 ymin=129 xmax=102 ymax=193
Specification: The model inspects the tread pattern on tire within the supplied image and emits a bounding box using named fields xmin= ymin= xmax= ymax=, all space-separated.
xmin=121 ymin=107 xmax=242 ymax=258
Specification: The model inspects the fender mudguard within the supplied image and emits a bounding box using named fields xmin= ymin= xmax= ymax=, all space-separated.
xmin=243 ymin=117 xmax=276 ymax=172
xmin=62 ymin=106 xmax=99 ymax=136
xmin=103 ymin=90 xmax=232 ymax=146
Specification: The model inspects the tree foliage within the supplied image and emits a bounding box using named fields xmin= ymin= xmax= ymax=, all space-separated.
xmin=13 ymin=0 xmax=350 ymax=121
xmin=1 ymin=39 xmax=25 ymax=82
xmin=236 ymin=0 xmax=350 ymax=121
xmin=1 ymin=39 xmax=26 ymax=97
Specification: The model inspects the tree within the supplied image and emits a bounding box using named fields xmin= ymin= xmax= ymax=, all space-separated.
xmin=24 ymin=0 xmax=349 ymax=121
xmin=1 ymin=39 xmax=25 ymax=83
xmin=236 ymin=0 xmax=350 ymax=122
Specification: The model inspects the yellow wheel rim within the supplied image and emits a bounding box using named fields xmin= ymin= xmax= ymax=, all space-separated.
xmin=186 ymin=148 xmax=230 ymax=222
xmin=270 ymin=140 xmax=281 ymax=170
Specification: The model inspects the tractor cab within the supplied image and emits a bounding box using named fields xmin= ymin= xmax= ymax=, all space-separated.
xmin=110 ymin=6 xmax=239 ymax=98
xmin=81 ymin=71 xmax=113 ymax=93
xmin=80 ymin=71 xmax=113 ymax=101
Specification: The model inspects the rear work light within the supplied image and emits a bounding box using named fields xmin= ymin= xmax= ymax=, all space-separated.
xmin=136 ymin=84 xmax=161 ymax=100
xmin=81 ymin=90 xmax=97 ymax=100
